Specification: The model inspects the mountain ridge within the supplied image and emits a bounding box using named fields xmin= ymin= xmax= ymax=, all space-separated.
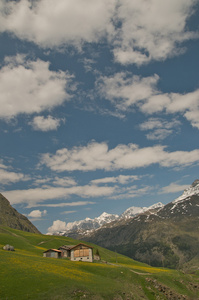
xmin=49 ymin=202 xmax=164 ymax=237
xmin=0 ymin=193 xmax=40 ymax=234
xmin=82 ymin=180 xmax=199 ymax=269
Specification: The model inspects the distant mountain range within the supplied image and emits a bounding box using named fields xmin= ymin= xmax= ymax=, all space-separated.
xmin=82 ymin=179 xmax=199 ymax=269
xmin=0 ymin=193 xmax=40 ymax=234
xmin=50 ymin=202 xmax=164 ymax=237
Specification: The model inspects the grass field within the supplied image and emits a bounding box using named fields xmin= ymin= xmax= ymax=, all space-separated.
xmin=0 ymin=226 xmax=199 ymax=299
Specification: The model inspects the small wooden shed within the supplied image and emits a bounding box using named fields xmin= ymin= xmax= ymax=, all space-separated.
xmin=58 ymin=245 xmax=75 ymax=258
xmin=43 ymin=249 xmax=62 ymax=258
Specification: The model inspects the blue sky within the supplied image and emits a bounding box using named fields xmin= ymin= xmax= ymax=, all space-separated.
xmin=0 ymin=0 xmax=199 ymax=234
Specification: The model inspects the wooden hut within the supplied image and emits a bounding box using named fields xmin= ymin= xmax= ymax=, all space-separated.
xmin=58 ymin=245 xmax=75 ymax=258
xmin=43 ymin=249 xmax=62 ymax=258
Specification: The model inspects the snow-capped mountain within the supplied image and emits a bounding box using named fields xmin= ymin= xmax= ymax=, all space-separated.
xmin=173 ymin=179 xmax=199 ymax=203
xmin=157 ymin=179 xmax=199 ymax=219
xmin=54 ymin=212 xmax=119 ymax=236
xmin=120 ymin=202 xmax=164 ymax=220
xmin=84 ymin=180 xmax=199 ymax=269
xmin=51 ymin=202 xmax=163 ymax=236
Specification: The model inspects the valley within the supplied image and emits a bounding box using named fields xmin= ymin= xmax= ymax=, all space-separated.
xmin=0 ymin=226 xmax=199 ymax=300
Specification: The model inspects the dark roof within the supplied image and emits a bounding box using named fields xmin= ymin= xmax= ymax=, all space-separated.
xmin=58 ymin=245 xmax=75 ymax=250
xmin=43 ymin=249 xmax=62 ymax=253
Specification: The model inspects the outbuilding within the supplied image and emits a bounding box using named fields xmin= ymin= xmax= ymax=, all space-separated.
xmin=58 ymin=245 xmax=75 ymax=258
xmin=43 ymin=249 xmax=62 ymax=258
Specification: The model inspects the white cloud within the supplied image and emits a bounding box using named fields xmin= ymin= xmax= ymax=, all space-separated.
xmin=0 ymin=55 xmax=72 ymax=119
xmin=0 ymin=0 xmax=115 ymax=48
xmin=30 ymin=115 xmax=64 ymax=131
xmin=39 ymin=202 xmax=95 ymax=208
xmin=139 ymin=118 xmax=181 ymax=140
xmin=111 ymin=185 xmax=153 ymax=200
xmin=48 ymin=220 xmax=68 ymax=233
xmin=140 ymin=94 xmax=171 ymax=114
xmin=167 ymin=90 xmax=199 ymax=113
xmin=52 ymin=176 xmax=77 ymax=187
xmin=184 ymin=110 xmax=199 ymax=129
xmin=33 ymin=176 xmax=77 ymax=187
xmin=113 ymin=0 xmax=198 ymax=65
xmin=96 ymin=71 xmax=199 ymax=130
xmin=160 ymin=183 xmax=190 ymax=194
xmin=60 ymin=211 xmax=77 ymax=215
xmin=0 ymin=1 xmax=197 ymax=65
xmin=145 ymin=129 xmax=173 ymax=141
xmin=96 ymin=72 xmax=159 ymax=110
xmin=3 ymin=184 xmax=115 ymax=206
xmin=0 ymin=161 xmax=29 ymax=185
xmin=40 ymin=141 xmax=199 ymax=172
xmin=28 ymin=209 xmax=47 ymax=218
xmin=91 ymin=175 xmax=140 ymax=185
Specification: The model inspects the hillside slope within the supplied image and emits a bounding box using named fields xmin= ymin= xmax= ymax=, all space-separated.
xmin=84 ymin=180 xmax=199 ymax=269
xmin=0 ymin=226 xmax=199 ymax=300
xmin=0 ymin=193 xmax=40 ymax=234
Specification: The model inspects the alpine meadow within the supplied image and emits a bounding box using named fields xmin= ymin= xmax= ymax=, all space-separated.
xmin=0 ymin=0 xmax=199 ymax=299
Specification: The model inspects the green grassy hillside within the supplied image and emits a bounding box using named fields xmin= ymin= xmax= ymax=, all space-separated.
xmin=0 ymin=226 xmax=199 ymax=300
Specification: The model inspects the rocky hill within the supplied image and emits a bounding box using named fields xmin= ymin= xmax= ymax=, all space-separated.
xmin=83 ymin=180 xmax=199 ymax=269
xmin=0 ymin=193 xmax=40 ymax=234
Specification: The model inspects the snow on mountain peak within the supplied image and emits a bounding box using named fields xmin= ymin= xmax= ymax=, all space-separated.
xmin=173 ymin=179 xmax=199 ymax=204
xmin=120 ymin=202 xmax=164 ymax=219
xmin=96 ymin=212 xmax=119 ymax=225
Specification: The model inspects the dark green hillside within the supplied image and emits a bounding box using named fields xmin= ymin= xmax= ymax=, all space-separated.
xmin=0 ymin=226 xmax=199 ymax=299
xmin=84 ymin=192 xmax=199 ymax=270
xmin=85 ymin=216 xmax=199 ymax=270
xmin=0 ymin=193 xmax=40 ymax=234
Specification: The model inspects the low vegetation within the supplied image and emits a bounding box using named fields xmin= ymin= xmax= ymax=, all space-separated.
xmin=0 ymin=226 xmax=199 ymax=299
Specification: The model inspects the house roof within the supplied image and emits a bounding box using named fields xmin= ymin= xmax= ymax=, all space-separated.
xmin=70 ymin=243 xmax=93 ymax=250
xmin=58 ymin=245 xmax=75 ymax=250
xmin=43 ymin=249 xmax=62 ymax=253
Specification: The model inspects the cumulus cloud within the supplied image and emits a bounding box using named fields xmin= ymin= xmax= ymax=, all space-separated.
xmin=160 ymin=183 xmax=190 ymax=194
xmin=30 ymin=115 xmax=64 ymax=131
xmin=184 ymin=110 xmax=199 ymax=129
xmin=48 ymin=220 xmax=68 ymax=233
xmin=96 ymin=71 xmax=199 ymax=129
xmin=0 ymin=55 xmax=72 ymax=119
xmin=139 ymin=118 xmax=181 ymax=140
xmin=40 ymin=141 xmax=199 ymax=172
xmin=142 ymin=90 xmax=199 ymax=128
xmin=113 ymin=0 xmax=198 ymax=65
xmin=0 ymin=1 xmax=197 ymax=65
xmin=28 ymin=209 xmax=47 ymax=218
xmin=0 ymin=0 xmax=115 ymax=48
xmin=96 ymin=72 xmax=159 ymax=111
xmin=0 ymin=161 xmax=29 ymax=185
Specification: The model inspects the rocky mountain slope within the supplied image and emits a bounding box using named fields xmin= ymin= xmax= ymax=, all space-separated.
xmin=0 ymin=193 xmax=40 ymax=234
xmin=51 ymin=202 xmax=163 ymax=237
xmin=83 ymin=180 xmax=199 ymax=269
xmin=53 ymin=212 xmax=119 ymax=236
